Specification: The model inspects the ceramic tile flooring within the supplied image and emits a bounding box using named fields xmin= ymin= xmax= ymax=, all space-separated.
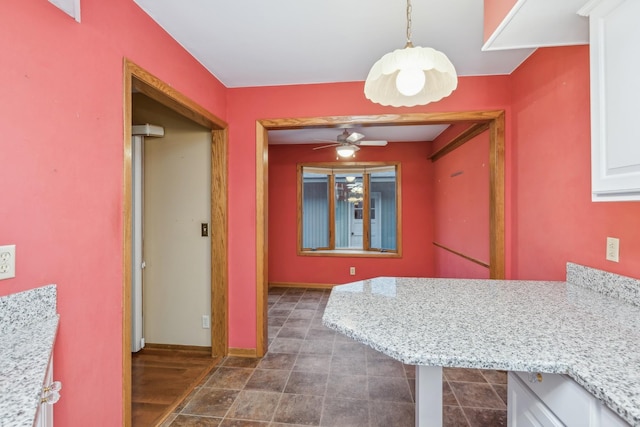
xmin=161 ymin=287 xmax=507 ymax=427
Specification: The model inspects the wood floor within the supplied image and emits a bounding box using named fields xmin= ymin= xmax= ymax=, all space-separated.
xmin=132 ymin=346 xmax=219 ymax=426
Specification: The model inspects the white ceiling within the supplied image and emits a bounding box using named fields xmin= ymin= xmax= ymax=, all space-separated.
xmin=131 ymin=0 xmax=587 ymax=143
xmin=268 ymin=124 xmax=450 ymax=145
xmin=132 ymin=0 xmax=535 ymax=88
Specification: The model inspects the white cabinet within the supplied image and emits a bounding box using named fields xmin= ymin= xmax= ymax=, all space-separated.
xmin=34 ymin=357 xmax=59 ymax=427
xmin=507 ymin=372 xmax=629 ymax=426
xmin=583 ymin=0 xmax=640 ymax=201
xmin=508 ymin=373 xmax=563 ymax=426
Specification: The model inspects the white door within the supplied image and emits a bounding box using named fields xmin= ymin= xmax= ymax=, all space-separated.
xmin=131 ymin=135 xmax=145 ymax=352
xmin=348 ymin=192 xmax=381 ymax=249
xmin=348 ymin=201 xmax=363 ymax=248
xmin=370 ymin=192 xmax=381 ymax=248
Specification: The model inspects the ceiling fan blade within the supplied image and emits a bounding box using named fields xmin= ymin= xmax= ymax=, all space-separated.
xmin=312 ymin=143 xmax=339 ymax=150
xmin=358 ymin=140 xmax=388 ymax=146
xmin=345 ymin=132 xmax=365 ymax=143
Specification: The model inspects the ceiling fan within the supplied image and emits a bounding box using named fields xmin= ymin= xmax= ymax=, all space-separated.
xmin=313 ymin=130 xmax=388 ymax=157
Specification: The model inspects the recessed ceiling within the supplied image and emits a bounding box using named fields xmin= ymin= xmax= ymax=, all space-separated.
xmin=132 ymin=0 xmax=535 ymax=88
xmin=268 ymin=124 xmax=449 ymax=145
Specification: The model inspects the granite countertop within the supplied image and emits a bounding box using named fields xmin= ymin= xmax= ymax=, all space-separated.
xmin=0 ymin=285 xmax=59 ymax=427
xmin=322 ymin=263 xmax=640 ymax=426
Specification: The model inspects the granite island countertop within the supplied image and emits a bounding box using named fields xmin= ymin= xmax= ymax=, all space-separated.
xmin=0 ymin=285 xmax=59 ymax=427
xmin=322 ymin=263 xmax=640 ymax=426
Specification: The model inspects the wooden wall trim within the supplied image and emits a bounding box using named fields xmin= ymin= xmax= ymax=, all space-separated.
xmin=211 ymin=128 xmax=229 ymax=357
xmin=269 ymin=282 xmax=336 ymax=289
xmin=123 ymin=58 xmax=229 ymax=427
xmin=432 ymin=242 xmax=490 ymax=269
xmin=143 ymin=343 xmax=213 ymax=353
xmin=258 ymin=111 xmax=505 ymax=129
xmin=429 ymin=122 xmax=491 ymax=162
xmin=256 ymin=122 xmax=268 ymax=358
xmin=228 ymin=347 xmax=259 ymax=358
xmin=122 ymin=60 xmax=133 ymax=427
xmin=256 ymin=109 xmax=506 ymax=360
xmin=489 ymin=111 xmax=506 ymax=279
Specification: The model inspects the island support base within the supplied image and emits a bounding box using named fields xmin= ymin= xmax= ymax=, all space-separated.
xmin=416 ymin=365 xmax=443 ymax=427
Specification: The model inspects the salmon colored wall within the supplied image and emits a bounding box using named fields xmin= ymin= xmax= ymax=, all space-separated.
xmin=0 ymin=0 xmax=226 ymax=425
xmin=483 ymin=0 xmax=518 ymax=43
xmin=510 ymin=46 xmax=640 ymax=280
xmin=226 ymin=76 xmax=511 ymax=349
xmin=268 ymin=142 xmax=435 ymax=285
xmin=433 ymin=132 xmax=490 ymax=278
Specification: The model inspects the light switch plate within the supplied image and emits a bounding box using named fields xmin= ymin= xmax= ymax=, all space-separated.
xmin=0 ymin=245 xmax=16 ymax=280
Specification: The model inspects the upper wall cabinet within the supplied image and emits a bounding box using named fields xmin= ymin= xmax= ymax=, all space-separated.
xmin=482 ymin=0 xmax=589 ymax=51
xmin=582 ymin=0 xmax=640 ymax=201
xmin=48 ymin=0 xmax=81 ymax=22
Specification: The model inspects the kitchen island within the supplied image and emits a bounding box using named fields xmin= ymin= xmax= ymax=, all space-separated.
xmin=322 ymin=263 xmax=640 ymax=426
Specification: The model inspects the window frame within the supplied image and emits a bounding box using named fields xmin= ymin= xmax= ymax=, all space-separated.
xmin=297 ymin=162 xmax=402 ymax=258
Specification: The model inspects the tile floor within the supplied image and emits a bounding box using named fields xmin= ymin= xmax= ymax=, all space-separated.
xmin=160 ymin=287 xmax=507 ymax=427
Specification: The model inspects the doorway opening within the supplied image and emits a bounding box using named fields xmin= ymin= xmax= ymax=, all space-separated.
xmin=255 ymin=111 xmax=505 ymax=357
xmin=122 ymin=59 xmax=229 ymax=426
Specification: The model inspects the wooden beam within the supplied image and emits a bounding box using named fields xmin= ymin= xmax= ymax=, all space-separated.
xmin=258 ymin=111 xmax=504 ymax=130
xmin=429 ymin=122 xmax=490 ymax=162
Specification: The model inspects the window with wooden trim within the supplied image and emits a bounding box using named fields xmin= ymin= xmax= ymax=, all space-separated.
xmin=297 ymin=163 xmax=401 ymax=256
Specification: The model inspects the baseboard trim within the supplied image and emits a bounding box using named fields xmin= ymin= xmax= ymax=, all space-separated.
xmin=228 ymin=347 xmax=258 ymax=358
xmin=269 ymin=282 xmax=336 ymax=290
xmin=144 ymin=343 xmax=212 ymax=354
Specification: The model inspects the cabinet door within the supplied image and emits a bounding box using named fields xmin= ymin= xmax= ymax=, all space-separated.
xmin=508 ymin=373 xmax=564 ymax=427
xmin=589 ymin=0 xmax=640 ymax=201
xmin=599 ymin=403 xmax=630 ymax=427
xmin=35 ymin=358 xmax=55 ymax=427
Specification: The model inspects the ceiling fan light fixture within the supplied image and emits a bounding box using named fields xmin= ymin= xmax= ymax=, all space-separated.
xmin=364 ymin=0 xmax=457 ymax=107
xmin=336 ymin=145 xmax=357 ymax=157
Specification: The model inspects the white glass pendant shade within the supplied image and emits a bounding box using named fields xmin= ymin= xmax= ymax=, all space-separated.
xmin=364 ymin=46 xmax=458 ymax=107
xmin=336 ymin=145 xmax=356 ymax=157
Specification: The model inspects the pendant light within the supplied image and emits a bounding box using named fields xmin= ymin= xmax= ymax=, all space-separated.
xmin=364 ymin=0 xmax=458 ymax=107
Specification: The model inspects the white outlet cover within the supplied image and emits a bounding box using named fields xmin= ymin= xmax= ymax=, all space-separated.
xmin=0 ymin=245 xmax=16 ymax=280
xmin=606 ymin=237 xmax=620 ymax=262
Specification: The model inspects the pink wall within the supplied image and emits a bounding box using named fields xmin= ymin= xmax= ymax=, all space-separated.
xmin=483 ymin=0 xmax=518 ymax=43
xmin=268 ymin=142 xmax=435 ymax=285
xmin=10 ymin=3 xmax=632 ymax=424
xmin=0 ymin=0 xmax=226 ymax=424
xmin=510 ymin=45 xmax=640 ymax=280
xmin=433 ymin=132 xmax=491 ymax=278
xmin=226 ymin=76 xmax=511 ymax=349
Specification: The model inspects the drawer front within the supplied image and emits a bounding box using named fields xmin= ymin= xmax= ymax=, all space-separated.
xmin=512 ymin=371 xmax=597 ymax=426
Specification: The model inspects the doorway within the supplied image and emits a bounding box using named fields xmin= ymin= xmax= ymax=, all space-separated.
xmin=255 ymin=112 xmax=505 ymax=357
xmin=122 ymin=59 xmax=229 ymax=427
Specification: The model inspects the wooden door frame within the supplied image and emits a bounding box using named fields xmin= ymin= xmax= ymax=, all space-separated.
xmin=255 ymin=110 xmax=505 ymax=356
xmin=122 ymin=59 xmax=229 ymax=426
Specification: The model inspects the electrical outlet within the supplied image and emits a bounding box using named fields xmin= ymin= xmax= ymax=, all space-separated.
xmin=0 ymin=245 xmax=16 ymax=280
xmin=202 ymin=314 xmax=210 ymax=329
xmin=349 ymin=267 xmax=356 ymax=275
xmin=606 ymin=237 xmax=620 ymax=262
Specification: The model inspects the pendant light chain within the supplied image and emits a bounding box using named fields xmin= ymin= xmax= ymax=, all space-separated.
xmin=405 ymin=0 xmax=414 ymax=47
